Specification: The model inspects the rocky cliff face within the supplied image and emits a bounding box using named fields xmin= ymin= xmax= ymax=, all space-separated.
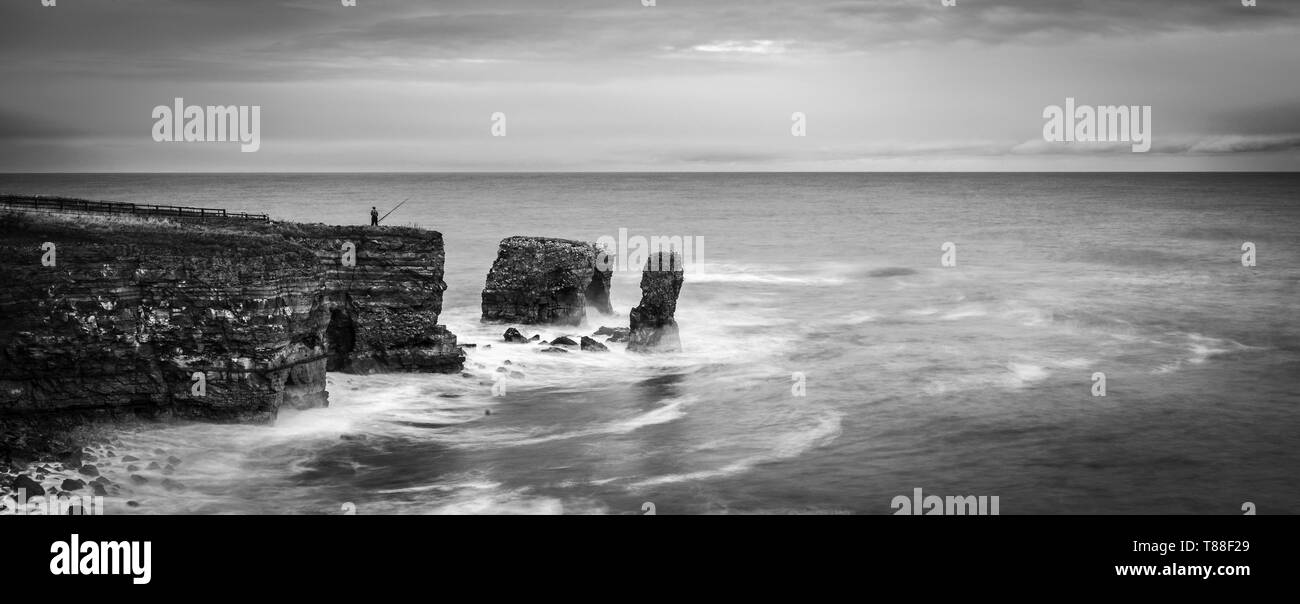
xmin=270 ymin=223 xmax=462 ymax=375
xmin=627 ymin=251 xmax=685 ymax=353
xmin=0 ymin=211 xmax=462 ymax=440
xmin=480 ymin=236 xmax=613 ymax=325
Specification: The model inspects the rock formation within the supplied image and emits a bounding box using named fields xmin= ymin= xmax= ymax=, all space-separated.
xmin=480 ymin=236 xmax=613 ymax=325
xmin=626 ymin=251 xmax=685 ymax=353
xmin=0 ymin=210 xmax=463 ymax=443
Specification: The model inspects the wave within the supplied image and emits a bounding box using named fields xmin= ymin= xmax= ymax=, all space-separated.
xmin=621 ymin=410 xmax=843 ymax=490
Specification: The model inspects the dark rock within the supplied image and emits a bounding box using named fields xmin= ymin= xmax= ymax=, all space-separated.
xmin=480 ymin=236 xmax=613 ymax=325
xmin=550 ymin=336 xmax=578 ymax=347
xmin=580 ymin=336 xmax=609 ymax=352
xmin=11 ymin=475 xmax=44 ymax=497
xmin=460 ymin=372 xmax=473 ymax=378
xmin=126 ymin=465 xmax=139 ymax=472
xmin=153 ymin=449 xmax=167 ymax=455
xmin=126 ymin=501 xmax=140 ymax=508
xmin=162 ymin=465 xmax=175 ymax=475
xmin=121 ymin=456 xmax=139 ymax=462
xmin=539 ymin=347 xmax=570 ymax=354
xmin=509 ymin=371 xmax=526 ymax=379
xmin=129 ymin=475 xmax=148 ymax=485
xmin=627 ymin=251 xmax=685 ymax=353
xmin=161 ymin=479 xmax=186 ymax=492
xmin=503 ymin=328 xmax=529 ymax=343
xmin=61 ymin=479 xmax=85 ymax=491
xmin=595 ymin=326 xmax=630 ymax=342
xmin=529 ymin=334 xmax=540 ymax=341
xmin=147 ymin=462 xmax=161 ymax=471
xmin=91 ymin=476 xmax=111 ymax=486
xmin=58 ymin=450 xmax=83 ymax=469
xmin=78 ymin=464 xmax=99 ymax=477
xmin=92 ymin=484 xmax=108 ymax=496
xmin=166 ymin=456 xmax=182 ymax=466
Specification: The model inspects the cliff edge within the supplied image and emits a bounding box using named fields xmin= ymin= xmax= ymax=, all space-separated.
xmin=0 ymin=210 xmax=463 ymax=448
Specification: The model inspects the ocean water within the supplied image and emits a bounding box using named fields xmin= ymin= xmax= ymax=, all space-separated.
xmin=2 ymin=173 xmax=1298 ymax=515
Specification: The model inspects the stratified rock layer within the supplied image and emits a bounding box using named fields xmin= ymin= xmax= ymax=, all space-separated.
xmin=626 ymin=251 xmax=685 ymax=353
xmin=480 ymin=236 xmax=613 ymax=325
xmin=0 ymin=211 xmax=462 ymax=433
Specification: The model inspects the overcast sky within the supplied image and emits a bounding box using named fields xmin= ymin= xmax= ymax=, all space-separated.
xmin=2 ymin=0 xmax=1298 ymax=171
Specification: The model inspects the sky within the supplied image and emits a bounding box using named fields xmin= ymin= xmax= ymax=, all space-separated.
xmin=2 ymin=0 xmax=1299 ymax=172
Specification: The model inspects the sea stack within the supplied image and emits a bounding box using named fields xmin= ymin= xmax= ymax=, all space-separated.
xmin=626 ymin=251 xmax=685 ymax=353
xmin=480 ymin=236 xmax=613 ymax=325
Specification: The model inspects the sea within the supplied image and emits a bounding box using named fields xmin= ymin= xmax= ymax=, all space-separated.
xmin=2 ymin=173 xmax=1297 ymax=514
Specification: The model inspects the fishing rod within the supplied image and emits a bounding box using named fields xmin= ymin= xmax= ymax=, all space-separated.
xmin=377 ymin=197 xmax=410 ymax=224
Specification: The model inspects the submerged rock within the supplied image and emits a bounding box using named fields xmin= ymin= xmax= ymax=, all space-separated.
xmin=627 ymin=252 xmax=685 ymax=353
xmin=593 ymin=326 xmax=630 ymax=342
xmin=480 ymin=236 xmax=614 ymax=325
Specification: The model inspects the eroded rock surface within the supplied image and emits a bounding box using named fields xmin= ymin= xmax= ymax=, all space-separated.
xmin=480 ymin=236 xmax=613 ymax=325
xmin=626 ymin=251 xmax=685 ymax=353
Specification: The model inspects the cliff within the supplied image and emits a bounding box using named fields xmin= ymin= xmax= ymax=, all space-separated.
xmin=0 ymin=211 xmax=462 ymax=445
xmin=480 ymin=236 xmax=612 ymax=325
xmin=626 ymin=251 xmax=685 ymax=352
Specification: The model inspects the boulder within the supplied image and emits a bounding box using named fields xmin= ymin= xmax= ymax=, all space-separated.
xmin=11 ymin=474 xmax=44 ymax=497
xmin=593 ymin=326 xmax=630 ymax=342
xmin=503 ymin=328 xmax=529 ymax=343
xmin=580 ymin=336 xmax=609 ymax=352
xmin=550 ymin=336 xmax=578 ymax=347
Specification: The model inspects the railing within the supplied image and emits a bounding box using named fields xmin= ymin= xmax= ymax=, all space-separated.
xmin=0 ymin=194 xmax=269 ymax=222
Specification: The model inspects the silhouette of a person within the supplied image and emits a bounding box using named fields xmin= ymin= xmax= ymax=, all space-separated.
xmin=370 ymin=206 xmax=379 ymax=226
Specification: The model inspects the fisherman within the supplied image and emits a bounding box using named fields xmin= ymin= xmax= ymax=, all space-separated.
xmin=370 ymin=206 xmax=378 ymax=226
